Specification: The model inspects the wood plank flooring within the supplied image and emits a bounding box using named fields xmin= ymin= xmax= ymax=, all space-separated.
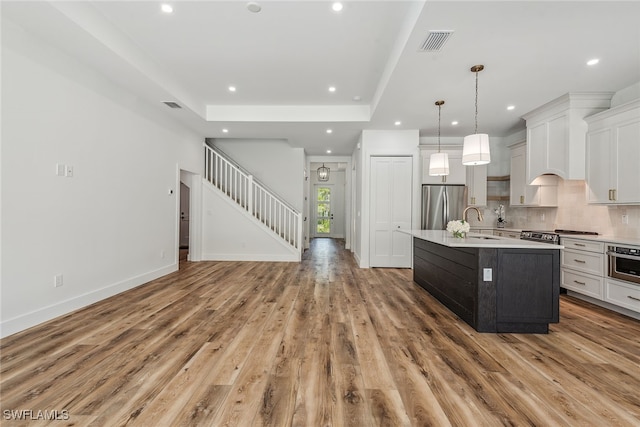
xmin=1 ymin=238 xmax=639 ymax=426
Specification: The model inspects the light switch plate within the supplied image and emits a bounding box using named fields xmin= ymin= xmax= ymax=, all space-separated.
xmin=483 ymin=268 xmax=492 ymax=281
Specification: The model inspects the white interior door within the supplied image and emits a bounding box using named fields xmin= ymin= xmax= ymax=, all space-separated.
xmin=370 ymin=156 xmax=412 ymax=268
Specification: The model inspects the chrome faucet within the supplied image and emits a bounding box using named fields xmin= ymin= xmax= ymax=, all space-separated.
xmin=463 ymin=206 xmax=484 ymax=222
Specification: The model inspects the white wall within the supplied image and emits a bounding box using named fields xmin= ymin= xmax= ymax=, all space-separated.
xmin=1 ymin=21 xmax=203 ymax=337
xmin=353 ymin=130 xmax=421 ymax=268
xmin=201 ymin=184 xmax=299 ymax=261
xmin=208 ymin=139 xmax=305 ymax=212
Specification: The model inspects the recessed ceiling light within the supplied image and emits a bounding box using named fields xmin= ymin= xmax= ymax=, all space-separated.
xmin=228 ymin=86 xmax=236 ymax=92
xmin=327 ymin=150 xmax=332 ymax=154
xmin=587 ymin=58 xmax=600 ymax=66
xmin=326 ymin=129 xmax=333 ymax=134
xmin=394 ymin=121 xmax=402 ymax=126
xmin=246 ymin=2 xmax=262 ymax=13
xmin=161 ymin=4 xmax=173 ymax=14
xmin=353 ymin=95 xmax=361 ymax=102
xmin=332 ymin=2 xmax=343 ymax=12
xmin=328 ymin=86 xmax=336 ymax=93
xmin=222 ymin=128 xmax=229 ymax=133
xmin=451 ymin=121 xmax=459 ymax=126
xmin=507 ymin=105 xmax=515 ymax=111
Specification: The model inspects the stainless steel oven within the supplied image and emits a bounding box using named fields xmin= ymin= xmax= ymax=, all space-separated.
xmin=607 ymin=245 xmax=640 ymax=285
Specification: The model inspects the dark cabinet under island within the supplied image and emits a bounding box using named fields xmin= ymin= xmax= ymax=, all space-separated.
xmin=410 ymin=231 xmax=561 ymax=334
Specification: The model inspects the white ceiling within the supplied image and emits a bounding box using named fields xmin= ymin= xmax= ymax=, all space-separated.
xmin=3 ymin=1 xmax=639 ymax=156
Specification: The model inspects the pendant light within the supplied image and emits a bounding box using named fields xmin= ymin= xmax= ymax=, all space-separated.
xmin=429 ymin=100 xmax=449 ymax=176
xmin=462 ymin=64 xmax=491 ymax=165
xmin=317 ymin=163 xmax=330 ymax=181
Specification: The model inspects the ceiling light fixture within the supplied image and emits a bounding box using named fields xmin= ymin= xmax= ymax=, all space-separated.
xmin=587 ymin=58 xmax=600 ymax=66
xmin=429 ymin=100 xmax=449 ymax=177
xmin=326 ymin=129 xmax=333 ymax=134
xmin=462 ymin=64 xmax=491 ymax=166
xmin=317 ymin=163 xmax=330 ymax=182
xmin=326 ymin=150 xmax=332 ymax=154
xmin=246 ymin=2 xmax=262 ymax=13
xmin=228 ymin=86 xmax=236 ymax=92
xmin=222 ymin=128 xmax=229 ymax=133
xmin=161 ymin=4 xmax=173 ymax=14
xmin=332 ymin=2 xmax=343 ymax=12
xmin=328 ymin=86 xmax=336 ymax=93
xmin=507 ymin=105 xmax=515 ymax=111
xmin=451 ymin=121 xmax=459 ymax=125
xmin=394 ymin=121 xmax=402 ymax=126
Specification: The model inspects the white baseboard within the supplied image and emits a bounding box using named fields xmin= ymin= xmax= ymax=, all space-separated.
xmin=0 ymin=263 xmax=178 ymax=338
xmin=202 ymin=253 xmax=299 ymax=262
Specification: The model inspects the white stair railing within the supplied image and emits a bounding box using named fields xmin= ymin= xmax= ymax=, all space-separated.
xmin=204 ymin=145 xmax=303 ymax=253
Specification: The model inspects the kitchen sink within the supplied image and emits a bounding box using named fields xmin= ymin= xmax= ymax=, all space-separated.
xmin=467 ymin=236 xmax=499 ymax=240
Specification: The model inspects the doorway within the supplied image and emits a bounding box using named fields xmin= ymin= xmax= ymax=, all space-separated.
xmin=179 ymin=182 xmax=190 ymax=249
xmin=312 ymin=181 xmax=346 ymax=239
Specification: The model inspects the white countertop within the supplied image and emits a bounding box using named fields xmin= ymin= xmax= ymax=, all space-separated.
xmin=404 ymin=230 xmax=564 ymax=249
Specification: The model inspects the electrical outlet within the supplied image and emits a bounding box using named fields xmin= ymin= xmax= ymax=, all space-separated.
xmin=622 ymin=214 xmax=629 ymax=225
xmin=483 ymin=268 xmax=492 ymax=281
xmin=540 ymin=213 xmax=545 ymax=221
xmin=65 ymin=165 xmax=73 ymax=177
xmin=54 ymin=274 xmax=63 ymax=287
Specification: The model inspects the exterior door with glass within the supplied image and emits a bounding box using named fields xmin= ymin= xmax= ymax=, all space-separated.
xmin=314 ymin=184 xmax=334 ymax=238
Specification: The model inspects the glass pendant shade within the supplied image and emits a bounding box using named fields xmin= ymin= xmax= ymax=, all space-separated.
xmin=317 ymin=163 xmax=330 ymax=181
xmin=429 ymin=152 xmax=450 ymax=176
xmin=462 ymin=133 xmax=491 ymax=165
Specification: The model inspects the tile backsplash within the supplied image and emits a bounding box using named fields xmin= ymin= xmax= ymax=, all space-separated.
xmin=468 ymin=180 xmax=640 ymax=239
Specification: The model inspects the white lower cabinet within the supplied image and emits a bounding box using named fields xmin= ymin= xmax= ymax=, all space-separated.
xmin=561 ymin=237 xmax=640 ymax=317
xmin=560 ymin=237 xmax=605 ymax=299
xmin=561 ymin=269 xmax=603 ymax=300
xmin=493 ymin=230 xmax=520 ymax=239
xmin=604 ymin=278 xmax=640 ymax=313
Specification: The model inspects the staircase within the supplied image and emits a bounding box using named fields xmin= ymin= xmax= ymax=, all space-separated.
xmin=204 ymin=144 xmax=303 ymax=260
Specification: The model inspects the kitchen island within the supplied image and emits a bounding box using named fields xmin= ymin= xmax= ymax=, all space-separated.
xmin=407 ymin=230 xmax=563 ymax=334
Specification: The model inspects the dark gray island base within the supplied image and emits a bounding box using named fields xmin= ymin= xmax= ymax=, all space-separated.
xmin=413 ymin=236 xmax=560 ymax=333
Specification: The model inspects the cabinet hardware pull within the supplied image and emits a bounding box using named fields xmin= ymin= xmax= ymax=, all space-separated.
xmin=520 ymin=195 xmax=524 ymax=204
xmin=612 ymin=189 xmax=617 ymax=201
xmin=574 ymin=243 xmax=586 ymax=247
xmin=573 ymin=259 xmax=586 ymax=263
xmin=609 ymin=189 xmax=613 ymax=200
xmin=628 ymin=296 xmax=640 ymax=302
xmin=573 ymin=280 xmax=586 ymax=285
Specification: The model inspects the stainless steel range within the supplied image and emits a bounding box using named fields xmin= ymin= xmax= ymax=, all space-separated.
xmin=519 ymin=229 xmax=599 ymax=244
xmin=520 ymin=231 xmax=561 ymax=244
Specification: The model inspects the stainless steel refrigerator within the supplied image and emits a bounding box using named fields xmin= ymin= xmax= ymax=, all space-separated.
xmin=421 ymin=184 xmax=468 ymax=230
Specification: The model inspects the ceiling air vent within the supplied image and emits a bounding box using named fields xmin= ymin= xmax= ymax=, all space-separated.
xmin=419 ymin=30 xmax=454 ymax=52
xmin=163 ymin=101 xmax=182 ymax=109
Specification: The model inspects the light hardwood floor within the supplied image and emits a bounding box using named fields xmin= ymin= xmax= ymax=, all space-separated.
xmin=1 ymin=238 xmax=639 ymax=426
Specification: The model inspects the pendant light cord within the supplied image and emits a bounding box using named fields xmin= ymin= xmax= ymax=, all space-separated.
xmin=474 ymin=69 xmax=479 ymax=135
xmin=438 ymin=103 xmax=441 ymax=153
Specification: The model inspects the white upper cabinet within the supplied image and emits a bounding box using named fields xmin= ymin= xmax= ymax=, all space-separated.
xmin=585 ymin=99 xmax=640 ymax=204
xmin=509 ymin=142 xmax=558 ymax=207
xmin=466 ymin=164 xmax=487 ymax=206
xmin=421 ymin=146 xmax=466 ymax=185
xmin=522 ymin=93 xmax=613 ymax=183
